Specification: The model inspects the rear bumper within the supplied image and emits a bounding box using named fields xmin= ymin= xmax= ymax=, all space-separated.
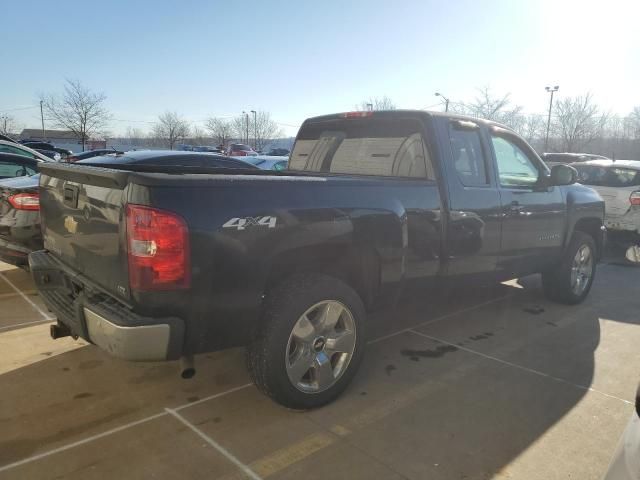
xmin=28 ymin=250 xmax=185 ymax=361
xmin=0 ymin=237 xmax=32 ymax=266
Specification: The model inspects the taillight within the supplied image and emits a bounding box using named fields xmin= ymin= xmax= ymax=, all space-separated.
xmin=8 ymin=193 xmax=40 ymax=211
xmin=630 ymin=191 xmax=640 ymax=206
xmin=342 ymin=111 xmax=374 ymax=119
xmin=126 ymin=204 xmax=190 ymax=290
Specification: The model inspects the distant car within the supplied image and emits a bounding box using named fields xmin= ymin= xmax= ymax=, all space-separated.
xmin=22 ymin=142 xmax=73 ymax=161
xmin=0 ymin=140 xmax=55 ymax=162
xmin=227 ymin=143 xmax=258 ymax=156
xmin=603 ymin=384 xmax=640 ymax=480
xmin=0 ymin=173 xmax=40 ymax=267
xmin=34 ymin=149 xmax=61 ymax=161
xmin=192 ymin=146 xmax=225 ymax=153
xmin=572 ymin=160 xmax=640 ymax=263
xmin=265 ymin=148 xmax=290 ymax=156
xmin=238 ymin=155 xmax=288 ymax=171
xmin=67 ymin=149 xmax=123 ymax=162
xmin=542 ymin=152 xmax=609 ymax=165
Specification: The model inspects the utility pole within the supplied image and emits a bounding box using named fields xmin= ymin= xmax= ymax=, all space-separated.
xmin=251 ymin=110 xmax=257 ymax=150
xmin=40 ymin=100 xmax=46 ymax=140
xmin=544 ymin=85 xmax=559 ymax=151
xmin=242 ymin=111 xmax=249 ymax=145
xmin=435 ymin=92 xmax=450 ymax=112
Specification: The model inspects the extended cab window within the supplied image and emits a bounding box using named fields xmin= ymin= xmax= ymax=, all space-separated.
xmin=448 ymin=125 xmax=488 ymax=186
xmin=491 ymin=135 xmax=540 ymax=187
xmin=290 ymin=117 xmax=434 ymax=179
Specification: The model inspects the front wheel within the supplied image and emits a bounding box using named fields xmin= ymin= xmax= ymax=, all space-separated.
xmin=246 ymin=274 xmax=366 ymax=409
xmin=542 ymin=231 xmax=597 ymax=304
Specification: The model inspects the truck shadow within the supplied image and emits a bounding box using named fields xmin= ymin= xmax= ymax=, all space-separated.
xmin=0 ymin=264 xmax=637 ymax=479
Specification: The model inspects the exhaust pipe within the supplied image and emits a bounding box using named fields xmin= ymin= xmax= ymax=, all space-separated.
xmin=180 ymin=355 xmax=196 ymax=379
xmin=50 ymin=323 xmax=71 ymax=340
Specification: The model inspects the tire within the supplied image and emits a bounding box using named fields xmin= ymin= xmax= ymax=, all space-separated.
xmin=542 ymin=231 xmax=597 ymax=305
xmin=246 ymin=274 xmax=366 ymax=409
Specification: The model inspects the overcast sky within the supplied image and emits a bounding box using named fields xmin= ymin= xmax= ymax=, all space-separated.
xmin=1 ymin=0 xmax=639 ymax=136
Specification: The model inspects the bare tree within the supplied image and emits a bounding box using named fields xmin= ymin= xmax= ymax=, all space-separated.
xmin=230 ymin=112 xmax=282 ymax=151
xmin=552 ymin=93 xmax=607 ymax=152
xmin=0 ymin=115 xmax=19 ymax=136
xmin=152 ymin=111 xmax=190 ymax=149
xmin=457 ymin=86 xmax=523 ymax=128
xmin=356 ymin=96 xmax=396 ymax=111
xmin=40 ymin=79 xmax=111 ymax=151
xmin=630 ymin=106 xmax=640 ymax=139
xmin=205 ymin=117 xmax=233 ymax=146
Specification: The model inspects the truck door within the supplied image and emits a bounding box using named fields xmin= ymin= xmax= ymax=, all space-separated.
xmin=438 ymin=119 xmax=502 ymax=278
xmin=488 ymin=127 xmax=565 ymax=277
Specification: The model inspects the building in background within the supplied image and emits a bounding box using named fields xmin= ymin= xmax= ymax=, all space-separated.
xmin=19 ymin=129 xmax=106 ymax=153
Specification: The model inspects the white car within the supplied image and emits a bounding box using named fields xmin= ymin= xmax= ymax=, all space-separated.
xmin=602 ymin=386 xmax=640 ymax=480
xmin=572 ymin=160 xmax=640 ymax=262
xmin=0 ymin=139 xmax=56 ymax=163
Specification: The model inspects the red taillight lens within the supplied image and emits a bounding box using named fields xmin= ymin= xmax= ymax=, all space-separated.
xmin=630 ymin=191 xmax=640 ymax=206
xmin=126 ymin=204 xmax=190 ymax=290
xmin=342 ymin=111 xmax=374 ymax=119
xmin=8 ymin=193 xmax=40 ymax=211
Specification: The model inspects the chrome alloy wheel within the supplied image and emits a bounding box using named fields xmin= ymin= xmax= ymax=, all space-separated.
xmin=285 ymin=300 xmax=356 ymax=393
xmin=571 ymin=244 xmax=593 ymax=295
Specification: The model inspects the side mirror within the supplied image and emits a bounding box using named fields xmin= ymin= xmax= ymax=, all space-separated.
xmin=549 ymin=164 xmax=577 ymax=186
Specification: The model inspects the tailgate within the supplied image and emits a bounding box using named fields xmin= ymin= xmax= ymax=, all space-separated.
xmin=38 ymin=163 xmax=131 ymax=300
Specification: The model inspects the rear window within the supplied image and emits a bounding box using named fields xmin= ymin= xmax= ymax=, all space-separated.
xmin=231 ymin=144 xmax=251 ymax=151
xmin=575 ymin=165 xmax=640 ymax=187
xmin=289 ymin=117 xmax=434 ymax=179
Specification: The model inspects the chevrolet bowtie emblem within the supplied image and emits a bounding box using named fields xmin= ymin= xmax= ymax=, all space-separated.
xmin=64 ymin=215 xmax=78 ymax=234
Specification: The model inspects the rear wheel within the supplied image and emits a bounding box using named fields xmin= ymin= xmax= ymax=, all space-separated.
xmin=246 ymin=274 xmax=366 ymax=409
xmin=542 ymin=231 xmax=596 ymax=304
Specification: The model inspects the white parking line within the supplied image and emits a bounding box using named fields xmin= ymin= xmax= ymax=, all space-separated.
xmin=0 ymin=272 xmax=54 ymax=321
xmin=408 ymin=329 xmax=634 ymax=406
xmin=368 ymin=294 xmax=512 ymax=345
xmin=166 ymin=408 xmax=263 ymax=480
xmin=0 ymin=384 xmax=253 ymax=474
xmin=0 ymin=318 xmax=53 ymax=331
xmin=0 ymin=412 xmax=167 ymax=474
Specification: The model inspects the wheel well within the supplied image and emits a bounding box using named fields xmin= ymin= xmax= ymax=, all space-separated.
xmin=264 ymin=245 xmax=379 ymax=308
xmin=573 ymin=218 xmax=604 ymax=258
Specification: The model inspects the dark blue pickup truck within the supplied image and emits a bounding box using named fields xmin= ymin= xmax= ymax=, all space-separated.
xmin=30 ymin=110 xmax=605 ymax=409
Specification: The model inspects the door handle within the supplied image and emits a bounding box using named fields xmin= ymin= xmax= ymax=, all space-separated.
xmin=509 ymin=201 xmax=524 ymax=212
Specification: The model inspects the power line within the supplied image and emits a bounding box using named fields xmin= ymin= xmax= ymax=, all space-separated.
xmin=0 ymin=105 xmax=39 ymax=113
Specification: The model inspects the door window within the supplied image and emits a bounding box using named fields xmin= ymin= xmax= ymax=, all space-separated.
xmin=448 ymin=126 xmax=488 ymax=186
xmin=491 ymin=136 xmax=540 ymax=187
xmin=0 ymin=144 xmax=36 ymax=159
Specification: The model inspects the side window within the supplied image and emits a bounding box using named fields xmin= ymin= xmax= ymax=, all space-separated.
xmin=491 ymin=135 xmax=540 ymax=187
xmin=0 ymin=145 xmax=34 ymax=159
xmin=448 ymin=125 xmax=488 ymax=186
xmin=0 ymin=161 xmax=26 ymax=178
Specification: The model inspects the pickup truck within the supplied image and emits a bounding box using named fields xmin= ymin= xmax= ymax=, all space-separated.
xmin=29 ymin=110 xmax=605 ymax=409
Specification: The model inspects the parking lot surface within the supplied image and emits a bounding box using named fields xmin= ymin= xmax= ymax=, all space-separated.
xmin=0 ymin=260 xmax=638 ymax=479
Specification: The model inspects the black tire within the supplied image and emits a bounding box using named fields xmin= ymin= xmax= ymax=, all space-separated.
xmin=542 ymin=231 xmax=597 ymax=304
xmin=246 ymin=274 xmax=366 ymax=410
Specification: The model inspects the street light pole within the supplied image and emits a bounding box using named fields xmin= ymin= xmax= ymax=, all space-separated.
xmin=250 ymin=110 xmax=257 ymax=150
xmin=435 ymin=92 xmax=450 ymax=112
xmin=544 ymin=85 xmax=559 ymax=151
xmin=242 ymin=111 xmax=249 ymax=144
xmin=40 ymin=100 xmax=46 ymax=140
